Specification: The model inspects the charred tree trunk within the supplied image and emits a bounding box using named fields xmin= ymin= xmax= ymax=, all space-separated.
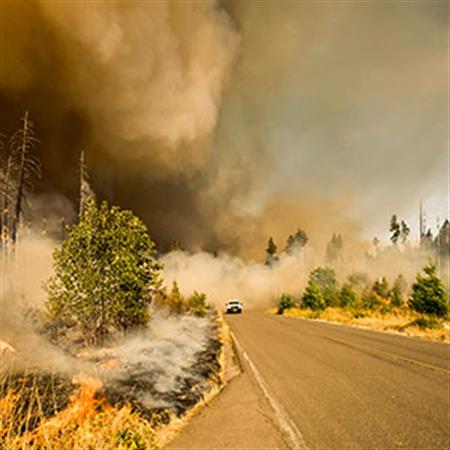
xmin=79 ymin=148 xmax=86 ymax=218
xmin=1 ymin=155 xmax=13 ymax=249
xmin=9 ymin=111 xmax=41 ymax=246
xmin=79 ymin=148 xmax=94 ymax=219
xmin=11 ymin=112 xmax=30 ymax=244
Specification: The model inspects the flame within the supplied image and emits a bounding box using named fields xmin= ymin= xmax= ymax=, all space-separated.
xmin=0 ymin=372 xmax=157 ymax=449
xmin=40 ymin=373 xmax=105 ymax=434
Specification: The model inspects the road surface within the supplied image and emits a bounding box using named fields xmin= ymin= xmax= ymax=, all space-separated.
xmin=169 ymin=311 xmax=450 ymax=449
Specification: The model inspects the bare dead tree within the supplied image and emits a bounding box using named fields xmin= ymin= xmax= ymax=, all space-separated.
xmin=79 ymin=148 xmax=94 ymax=218
xmin=0 ymin=134 xmax=13 ymax=250
xmin=79 ymin=148 xmax=86 ymax=217
xmin=9 ymin=111 xmax=41 ymax=245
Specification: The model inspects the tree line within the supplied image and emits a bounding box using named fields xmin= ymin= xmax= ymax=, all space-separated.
xmin=277 ymin=262 xmax=448 ymax=323
xmin=263 ymin=211 xmax=449 ymax=268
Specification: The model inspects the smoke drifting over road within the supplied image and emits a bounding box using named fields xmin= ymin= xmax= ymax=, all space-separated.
xmin=0 ymin=1 xmax=447 ymax=255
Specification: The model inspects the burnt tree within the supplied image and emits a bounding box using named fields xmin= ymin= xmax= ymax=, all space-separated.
xmin=9 ymin=112 xmax=41 ymax=244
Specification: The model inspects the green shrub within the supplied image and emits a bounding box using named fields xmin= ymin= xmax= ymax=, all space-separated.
xmin=308 ymin=266 xmax=339 ymax=307
xmin=373 ymin=277 xmax=390 ymax=299
xmin=390 ymin=287 xmax=403 ymax=307
xmin=391 ymin=274 xmax=407 ymax=308
xmin=361 ymin=290 xmax=383 ymax=310
xmin=302 ymin=280 xmax=326 ymax=310
xmin=277 ymin=293 xmax=295 ymax=314
xmin=410 ymin=316 xmax=442 ymax=329
xmin=187 ymin=291 xmax=209 ymax=317
xmin=409 ymin=264 xmax=448 ymax=317
xmin=166 ymin=281 xmax=187 ymax=314
xmin=338 ymin=283 xmax=357 ymax=307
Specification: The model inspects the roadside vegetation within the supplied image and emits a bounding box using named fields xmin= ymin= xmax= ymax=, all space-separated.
xmin=275 ymin=263 xmax=449 ymax=342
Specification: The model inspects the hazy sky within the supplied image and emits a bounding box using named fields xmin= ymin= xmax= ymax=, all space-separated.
xmin=0 ymin=1 xmax=448 ymax=255
xmin=213 ymin=1 xmax=448 ymax=242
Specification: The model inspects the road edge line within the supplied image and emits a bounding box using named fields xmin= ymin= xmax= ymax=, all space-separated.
xmin=230 ymin=331 xmax=309 ymax=450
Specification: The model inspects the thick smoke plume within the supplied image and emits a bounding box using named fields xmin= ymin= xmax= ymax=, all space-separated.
xmin=0 ymin=1 xmax=446 ymax=253
xmin=37 ymin=1 xmax=240 ymax=170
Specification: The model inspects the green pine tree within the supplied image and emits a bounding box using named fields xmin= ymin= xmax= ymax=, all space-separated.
xmin=389 ymin=214 xmax=401 ymax=245
xmin=302 ymin=280 xmax=327 ymax=310
xmin=338 ymin=283 xmax=357 ymax=307
xmin=265 ymin=237 xmax=278 ymax=266
xmin=309 ymin=266 xmax=339 ymax=307
xmin=187 ymin=291 xmax=210 ymax=317
xmin=391 ymin=274 xmax=406 ymax=307
xmin=409 ymin=263 xmax=448 ymax=317
xmin=277 ymin=293 xmax=295 ymax=314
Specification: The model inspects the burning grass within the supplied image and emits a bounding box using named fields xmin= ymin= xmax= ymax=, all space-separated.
xmin=0 ymin=313 xmax=224 ymax=449
xmin=0 ymin=372 xmax=158 ymax=449
xmin=275 ymin=307 xmax=450 ymax=342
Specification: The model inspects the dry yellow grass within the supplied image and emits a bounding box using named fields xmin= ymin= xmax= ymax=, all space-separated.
xmin=0 ymin=374 xmax=158 ymax=450
xmin=0 ymin=317 xmax=229 ymax=450
xmin=274 ymin=307 xmax=450 ymax=343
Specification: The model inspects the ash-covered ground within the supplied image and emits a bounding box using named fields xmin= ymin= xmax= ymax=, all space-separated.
xmin=98 ymin=310 xmax=222 ymax=419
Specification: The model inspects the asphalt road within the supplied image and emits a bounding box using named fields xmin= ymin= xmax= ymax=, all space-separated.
xmin=226 ymin=311 xmax=450 ymax=449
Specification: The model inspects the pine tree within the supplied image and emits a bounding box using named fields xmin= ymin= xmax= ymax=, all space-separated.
xmin=285 ymin=228 xmax=308 ymax=254
xmin=326 ymin=233 xmax=343 ymax=264
xmin=167 ymin=280 xmax=186 ymax=313
xmin=409 ymin=263 xmax=448 ymax=317
xmin=391 ymin=274 xmax=407 ymax=307
xmin=187 ymin=291 xmax=209 ymax=317
xmin=302 ymin=280 xmax=326 ymax=310
xmin=309 ymin=266 xmax=339 ymax=306
xmin=265 ymin=237 xmax=278 ymax=266
xmin=0 ymin=135 xmax=13 ymax=249
xmin=338 ymin=283 xmax=357 ymax=307
xmin=9 ymin=112 xmax=41 ymax=244
xmin=373 ymin=277 xmax=390 ymax=299
xmin=389 ymin=214 xmax=401 ymax=245
xmin=400 ymin=220 xmax=410 ymax=244
xmin=277 ymin=293 xmax=295 ymax=314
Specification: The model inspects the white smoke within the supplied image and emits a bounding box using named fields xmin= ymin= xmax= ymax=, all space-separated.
xmin=162 ymin=249 xmax=314 ymax=309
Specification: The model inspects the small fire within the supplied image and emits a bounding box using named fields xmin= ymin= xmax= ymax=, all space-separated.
xmin=41 ymin=373 xmax=105 ymax=433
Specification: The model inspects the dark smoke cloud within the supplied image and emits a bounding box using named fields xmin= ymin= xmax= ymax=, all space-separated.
xmin=0 ymin=1 xmax=447 ymax=257
xmin=1 ymin=0 xmax=239 ymax=251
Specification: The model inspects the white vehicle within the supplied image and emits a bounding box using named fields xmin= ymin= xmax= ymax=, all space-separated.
xmin=225 ymin=299 xmax=243 ymax=314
